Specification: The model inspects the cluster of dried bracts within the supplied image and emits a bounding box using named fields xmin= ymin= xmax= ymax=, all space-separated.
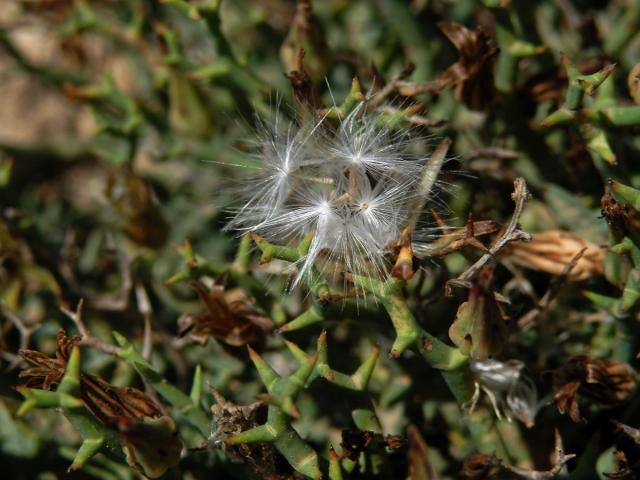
xmin=18 ymin=331 xmax=182 ymax=478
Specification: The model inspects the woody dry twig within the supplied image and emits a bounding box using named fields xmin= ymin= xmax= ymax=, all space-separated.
xmin=60 ymin=299 xmax=119 ymax=356
xmin=448 ymin=177 xmax=532 ymax=294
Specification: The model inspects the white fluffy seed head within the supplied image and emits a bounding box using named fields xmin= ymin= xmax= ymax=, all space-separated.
xmin=225 ymin=101 xmax=443 ymax=285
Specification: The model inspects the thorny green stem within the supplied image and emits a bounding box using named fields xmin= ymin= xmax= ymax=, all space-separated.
xmin=540 ymin=55 xmax=631 ymax=171
xmin=584 ymin=105 xmax=640 ymax=127
xmin=227 ymin=346 xmax=322 ymax=479
xmin=494 ymin=11 xmax=519 ymax=94
xmin=350 ymin=274 xmax=469 ymax=365
xmin=165 ymin=240 xmax=227 ymax=285
xmin=493 ymin=2 xmax=545 ymax=94
xmin=290 ymin=332 xmax=383 ymax=432
xmin=229 ymin=337 xmax=383 ymax=478
xmin=281 ymin=303 xmax=324 ymax=332
xmin=380 ymin=278 xmax=475 ymax=403
xmin=540 ymin=55 xmax=615 ymax=123
xmin=251 ymin=231 xmax=303 ymax=264
xmin=228 ymin=405 xmax=320 ymax=480
xmin=231 ymin=234 xmax=252 ymax=275
xmin=252 ymin=231 xmax=332 ymax=333
xmin=252 ymin=235 xmax=474 ymax=404
xmin=113 ymin=332 xmax=210 ymax=438
xmin=603 ymin=1 xmax=640 ymax=54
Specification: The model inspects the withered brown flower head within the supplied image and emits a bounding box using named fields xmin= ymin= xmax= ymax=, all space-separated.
xmin=209 ymin=390 xmax=288 ymax=479
xmin=177 ymin=281 xmax=273 ymax=349
xmin=19 ymin=330 xmax=163 ymax=426
xmin=553 ymin=356 xmax=638 ymax=423
xmin=19 ymin=330 xmax=182 ymax=478
xmin=19 ymin=329 xmax=79 ymax=390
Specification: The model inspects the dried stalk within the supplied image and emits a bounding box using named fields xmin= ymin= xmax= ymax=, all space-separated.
xmin=0 ymin=301 xmax=39 ymax=369
xmin=367 ymin=63 xmax=416 ymax=108
xmin=447 ymin=177 xmax=532 ymax=294
xmin=60 ymin=299 xmax=119 ymax=355
xmin=407 ymin=137 xmax=451 ymax=229
xmin=506 ymin=430 xmax=575 ymax=479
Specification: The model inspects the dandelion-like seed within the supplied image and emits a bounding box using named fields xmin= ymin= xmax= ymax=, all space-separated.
xmin=225 ymin=102 xmax=439 ymax=287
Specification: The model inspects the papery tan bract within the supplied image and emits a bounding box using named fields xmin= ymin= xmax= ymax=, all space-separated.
xmin=502 ymin=229 xmax=604 ymax=281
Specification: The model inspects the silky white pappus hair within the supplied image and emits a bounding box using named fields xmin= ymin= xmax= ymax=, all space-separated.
xmin=224 ymin=101 xmax=446 ymax=285
xmin=469 ymin=359 xmax=543 ymax=428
